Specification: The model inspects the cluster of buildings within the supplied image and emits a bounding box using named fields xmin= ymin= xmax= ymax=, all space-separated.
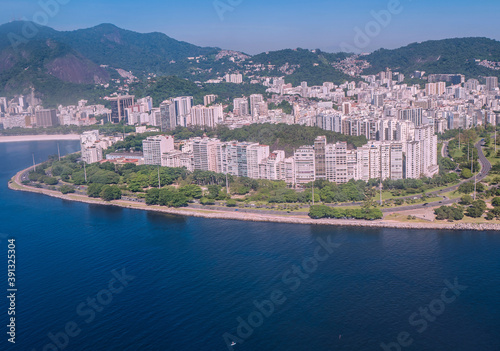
xmin=224 ymin=73 xmax=243 ymax=84
xmin=133 ymin=125 xmax=437 ymax=186
xmin=0 ymin=95 xmax=111 ymax=129
xmin=5 ymin=62 xmax=500 ymax=188
xmin=288 ymin=72 xmax=500 ymax=135
xmin=104 ymin=94 xmax=225 ymax=131
xmin=80 ymin=130 xmax=123 ymax=164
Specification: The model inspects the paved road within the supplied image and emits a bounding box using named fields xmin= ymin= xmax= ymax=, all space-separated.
xmin=441 ymin=140 xmax=449 ymax=158
xmin=381 ymin=140 xmax=492 ymax=213
xmin=15 ymin=140 xmax=492 ymax=217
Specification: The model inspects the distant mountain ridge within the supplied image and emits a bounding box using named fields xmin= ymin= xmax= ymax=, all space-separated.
xmin=364 ymin=37 xmax=500 ymax=77
xmin=1 ymin=21 xmax=500 ymax=107
xmin=0 ymin=21 xmax=223 ymax=105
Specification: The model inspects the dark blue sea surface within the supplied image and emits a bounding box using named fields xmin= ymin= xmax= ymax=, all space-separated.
xmin=0 ymin=141 xmax=499 ymax=351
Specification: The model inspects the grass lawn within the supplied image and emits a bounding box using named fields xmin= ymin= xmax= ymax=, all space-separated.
xmin=449 ymin=147 xmax=464 ymax=160
xmin=384 ymin=213 xmax=430 ymax=223
xmin=460 ymin=215 xmax=500 ymax=224
xmin=484 ymin=147 xmax=500 ymax=167
xmin=441 ymin=190 xmax=463 ymax=200
xmin=382 ymin=196 xmax=443 ymax=208
xmin=380 ymin=183 xmax=458 ymax=201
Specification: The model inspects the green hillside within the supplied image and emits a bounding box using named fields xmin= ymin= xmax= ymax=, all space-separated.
xmin=365 ymin=37 xmax=500 ymax=78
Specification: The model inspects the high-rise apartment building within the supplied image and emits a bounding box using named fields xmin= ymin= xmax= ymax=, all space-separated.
xmin=225 ymin=74 xmax=243 ymax=84
xmin=486 ymin=77 xmax=498 ymax=92
xmin=204 ymin=94 xmax=218 ymax=106
xmin=294 ymin=146 xmax=315 ymax=185
xmin=398 ymin=108 xmax=423 ymax=126
xmin=109 ymin=95 xmax=135 ymax=123
xmin=314 ymin=136 xmax=327 ymax=180
xmin=80 ymin=130 xmax=102 ymax=164
xmin=190 ymin=105 xmax=224 ymax=128
xmin=159 ymin=100 xmax=177 ymax=131
xmin=35 ymin=109 xmax=59 ymax=127
xmin=246 ymin=144 xmax=270 ymax=179
xmin=143 ymin=135 xmax=175 ymax=166
xmin=172 ymin=96 xmax=193 ymax=127
xmin=233 ymin=98 xmax=249 ymax=116
xmin=258 ymin=151 xmax=286 ymax=181
xmin=316 ymin=114 xmax=343 ymax=133
xmin=192 ymin=137 xmax=219 ymax=172
xmin=249 ymin=94 xmax=264 ymax=119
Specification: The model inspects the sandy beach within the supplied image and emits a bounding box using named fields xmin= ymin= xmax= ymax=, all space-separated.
xmin=8 ymin=166 xmax=500 ymax=232
xmin=0 ymin=134 xmax=80 ymax=143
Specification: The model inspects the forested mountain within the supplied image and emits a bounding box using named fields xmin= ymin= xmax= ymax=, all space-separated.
xmin=2 ymin=20 xmax=500 ymax=107
xmin=0 ymin=22 xmax=112 ymax=106
xmin=58 ymin=23 xmax=220 ymax=75
xmin=0 ymin=21 xmax=224 ymax=105
xmin=364 ymin=37 xmax=500 ymax=78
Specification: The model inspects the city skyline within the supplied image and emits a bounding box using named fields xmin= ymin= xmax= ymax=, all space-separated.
xmin=1 ymin=0 xmax=499 ymax=54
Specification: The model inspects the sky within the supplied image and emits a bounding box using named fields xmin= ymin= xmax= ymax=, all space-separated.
xmin=1 ymin=0 xmax=499 ymax=54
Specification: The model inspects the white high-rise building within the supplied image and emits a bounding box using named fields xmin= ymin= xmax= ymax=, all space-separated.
xmin=258 ymin=151 xmax=285 ymax=181
xmin=406 ymin=141 xmax=422 ymax=179
xmin=325 ymin=142 xmax=351 ymax=183
xmin=294 ymin=146 xmax=315 ymax=185
xmin=395 ymin=120 xmax=415 ymax=145
xmin=233 ymin=98 xmax=249 ymax=116
xmin=246 ymin=144 xmax=270 ymax=179
xmin=301 ymin=82 xmax=308 ymax=98
xmin=143 ymin=135 xmax=175 ymax=166
xmin=190 ymin=105 xmax=224 ymax=128
xmin=225 ymin=73 xmax=243 ymax=84
xmin=136 ymin=96 xmax=153 ymax=112
xmin=151 ymin=108 xmax=161 ymax=127
xmin=162 ymin=150 xmax=194 ymax=171
xmin=80 ymin=130 xmax=103 ymax=164
xmin=192 ymin=137 xmax=219 ymax=172
xmin=172 ymin=96 xmax=193 ymax=127
xmin=249 ymin=94 xmax=264 ymax=119
xmin=0 ymin=97 xmax=7 ymax=113
xmin=316 ymin=113 xmax=343 ymax=133
xmin=204 ymin=94 xmax=217 ymax=106
xmin=486 ymin=77 xmax=498 ymax=91
xmin=284 ymin=157 xmax=296 ymax=185
xmin=414 ymin=125 xmax=439 ymax=177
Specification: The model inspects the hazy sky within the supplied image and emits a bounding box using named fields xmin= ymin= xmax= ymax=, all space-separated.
xmin=1 ymin=0 xmax=499 ymax=54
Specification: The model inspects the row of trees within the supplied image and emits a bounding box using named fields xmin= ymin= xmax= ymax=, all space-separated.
xmin=434 ymin=205 xmax=464 ymax=221
xmin=436 ymin=196 xmax=500 ymax=221
xmin=309 ymin=205 xmax=383 ymax=220
xmin=87 ymin=184 xmax=122 ymax=201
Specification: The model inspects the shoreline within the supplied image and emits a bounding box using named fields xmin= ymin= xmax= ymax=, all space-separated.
xmin=8 ymin=167 xmax=500 ymax=232
xmin=0 ymin=134 xmax=80 ymax=143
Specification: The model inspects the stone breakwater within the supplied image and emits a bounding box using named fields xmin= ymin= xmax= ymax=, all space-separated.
xmin=8 ymin=167 xmax=500 ymax=232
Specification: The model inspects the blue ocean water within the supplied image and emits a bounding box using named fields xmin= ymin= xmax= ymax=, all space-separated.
xmin=0 ymin=140 xmax=499 ymax=351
